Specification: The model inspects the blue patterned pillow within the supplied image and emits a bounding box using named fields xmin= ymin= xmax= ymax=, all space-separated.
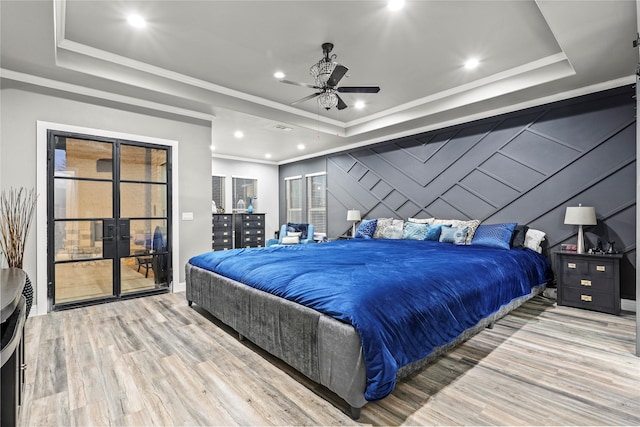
xmin=354 ymin=219 xmax=377 ymax=239
xmin=439 ymin=225 xmax=469 ymax=244
xmin=424 ymin=224 xmax=450 ymax=241
xmin=471 ymin=222 xmax=517 ymax=250
xmin=403 ymin=222 xmax=428 ymax=240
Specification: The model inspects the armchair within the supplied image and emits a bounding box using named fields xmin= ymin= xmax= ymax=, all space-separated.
xmin=266 ymin=223 xmax=315 ymax=247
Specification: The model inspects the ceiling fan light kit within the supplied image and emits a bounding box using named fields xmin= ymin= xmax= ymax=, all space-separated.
xmin=281 ymin=42 xmax=380 ymax=111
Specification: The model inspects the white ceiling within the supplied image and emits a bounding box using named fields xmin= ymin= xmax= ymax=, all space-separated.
xmin=1 ymin=0 xmax=637 ymax=164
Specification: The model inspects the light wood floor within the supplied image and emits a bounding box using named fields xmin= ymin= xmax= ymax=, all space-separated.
xmin=19 ymin=292 xmax=639 ymax=426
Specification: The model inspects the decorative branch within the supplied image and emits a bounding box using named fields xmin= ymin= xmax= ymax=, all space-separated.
xmin=0 ymin=187 xmax=38 ymax=269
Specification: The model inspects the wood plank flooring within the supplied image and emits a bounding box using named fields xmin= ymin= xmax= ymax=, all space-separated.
xmin=19 ymin=292 xmax=639 ymax=426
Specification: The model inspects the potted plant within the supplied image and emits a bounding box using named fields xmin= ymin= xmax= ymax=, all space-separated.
xmin=0 ymin=187 xmax=37 ymax=317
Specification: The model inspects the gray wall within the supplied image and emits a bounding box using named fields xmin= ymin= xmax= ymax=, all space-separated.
xmin=323 ymin=86 xmax=636 ymax=299
xmin=0 ymin=87 xmax=213 ymax=299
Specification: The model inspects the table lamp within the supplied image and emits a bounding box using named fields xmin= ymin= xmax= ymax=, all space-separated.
xmin=347 ymin=209 xmax=361 ymax=237
xmin=564 ymin=204 xmax=597 ymax=254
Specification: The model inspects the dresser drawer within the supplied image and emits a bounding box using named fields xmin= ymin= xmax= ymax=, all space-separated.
xmin=240 ymin=235 xmax=263 ymax=245
xmin=559 ymin=286 xmax=616 ymax=314
xmin=242 ymin=229 xmax=263 ymax=237
xmin=212 ymin=229 xmax=231 ymax=238
xmin=212 ymin=215 xmax=232 ymax=223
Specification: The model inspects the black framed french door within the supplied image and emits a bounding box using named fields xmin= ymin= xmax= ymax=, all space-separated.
xmin=46 ymin=130 xmax=172 ymax=310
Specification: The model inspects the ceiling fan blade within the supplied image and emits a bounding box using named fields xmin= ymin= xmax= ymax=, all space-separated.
xmin=336 ymin=94 xmax=348 ymax=110
xmin=291 ymin=92 xmax=322 ymax=105
xmin=280 ymin=79 xmax=321 ymax=90
xmin=337 ymin=86 xmax=381 ymax=93
xmin=327 ymin=64 xmax=348 ymax=87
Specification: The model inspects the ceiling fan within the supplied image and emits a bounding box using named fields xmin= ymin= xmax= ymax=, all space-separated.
xmin=279 ymin=42 xmax=381 ymax=111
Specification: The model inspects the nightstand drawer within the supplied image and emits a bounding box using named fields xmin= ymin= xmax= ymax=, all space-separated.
xmin=559 ymin=275 xmax=614 ymax=293
xmin=559 ymin=286 xmax=616 ymax=314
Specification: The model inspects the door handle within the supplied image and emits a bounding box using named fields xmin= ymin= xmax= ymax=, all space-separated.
xmin=103 ymin=225 xmax=115 ymax=241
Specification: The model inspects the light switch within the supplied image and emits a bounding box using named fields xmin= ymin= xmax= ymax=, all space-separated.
xmin=182 ymin=212 xmax=194 ymax=221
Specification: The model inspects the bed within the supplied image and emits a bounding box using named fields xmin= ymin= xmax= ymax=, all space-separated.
xmin=186 ymin=237 xmax=552 ymax=418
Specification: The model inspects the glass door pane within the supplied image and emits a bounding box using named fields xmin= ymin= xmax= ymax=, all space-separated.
xmin=52 ymin=136 xmax=115 ymax=304
xmin=119 ymin=143 xmax=170 ymax=295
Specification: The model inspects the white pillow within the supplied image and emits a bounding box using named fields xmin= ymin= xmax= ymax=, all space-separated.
xmin=524 ymin=229 xmax=546 ymax=253
xmin=287 ymin=231 xmax=302 ymax=237
xmin=382 ymin=221 xmax=404 ymax=239
xmin=408 ymin=217 xmax=433 ymax=224
xmin=281 ymin=235 xmax=299 ymax=245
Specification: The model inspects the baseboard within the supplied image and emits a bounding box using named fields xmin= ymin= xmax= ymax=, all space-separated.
xmin=173 ymin=281 xmax=186 ymax=293
xmin=621 ymin=299 xmax=636 ymax=313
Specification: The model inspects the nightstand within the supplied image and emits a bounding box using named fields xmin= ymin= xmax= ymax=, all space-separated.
xmin=554 ymin=251 xmax=622 ymax=315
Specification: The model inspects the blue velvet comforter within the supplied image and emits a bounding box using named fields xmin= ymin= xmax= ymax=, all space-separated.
xmin=189 ymin=239 xmax=552 ymax=401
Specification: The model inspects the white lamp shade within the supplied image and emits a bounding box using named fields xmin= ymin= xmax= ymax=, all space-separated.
xmin=564 ymin=206 xmax=597 ymax=225
xmin=347 ymin=209 xmax=361 ymax=221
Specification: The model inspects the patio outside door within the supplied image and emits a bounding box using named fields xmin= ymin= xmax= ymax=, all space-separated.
xmin=47 ymin=131 xmax=172 ymax=310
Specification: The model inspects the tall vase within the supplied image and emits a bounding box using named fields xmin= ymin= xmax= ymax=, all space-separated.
xmin=247 ymin=200 xmax=254 ymax=213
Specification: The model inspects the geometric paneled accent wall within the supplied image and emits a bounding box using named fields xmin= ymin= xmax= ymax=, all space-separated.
xmin=326 ymin=86 xmax=636 ymax=299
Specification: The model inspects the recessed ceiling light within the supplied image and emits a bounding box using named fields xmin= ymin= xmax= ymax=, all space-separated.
xmin=209 ymin=144 xmax=215 ymax=151
xmin=297 ymin=144 xmax=305 ymax=150
xmin=127 ymin=14 xmax=147 ymax=28
xmin=387 ymin=0 xmax=405 ymax=11
xmin=274 ymin=71 xmax=285 ymax=79
xmin=234 ymin=130 xmax=244 ymax=139
xmin=464 ymin=58 xmax=480 ymax=69
xmin=265 ymin=153 xmax=272 ymax=159
xmin=354 ymin=100 xmax=365 ymax=109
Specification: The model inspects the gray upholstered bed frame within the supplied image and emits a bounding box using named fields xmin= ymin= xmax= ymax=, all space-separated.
xmin=186 ymin=262 xmax=545 ymax=419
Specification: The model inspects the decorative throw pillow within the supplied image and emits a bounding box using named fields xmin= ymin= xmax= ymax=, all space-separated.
xmin=511 ymin=224 xmax=529 ymax=249
xmin=382 ymin=221 xmax=404 ymax=239
xmin=471 ymin=223 xmax=517 ymax=250
xmin=524 ymin=229 xmax=546 ymax=253
xmin=424 ymin=224 xmax=450 ymax=241
xmin=427 ymin=218 xmax=481 ymax=244
xmin=286 ymin=223 xmax=308 ymax=240
xmin=281 ymin=235 xmax=299 ymax=245
xmin=354 ymin=218 xmax=377 ymax=239
xmin=439 ymin=225 xmax=469 ymax=244
xmin=408 ymin=217 xmax=433 ymax=224
xmin=403 ymin=222 xmax=428 ymax=240
xmin=373 ymin=218 xmax=393 ymax=239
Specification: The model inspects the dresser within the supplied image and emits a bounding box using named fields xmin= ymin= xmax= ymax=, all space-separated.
xmin=555 ymin=251 xmax=622 ymax=315
xmin=211 ymin=213 xmax=233 ymax=251
xmin=234 ymin=213 xmax=265 ymax=248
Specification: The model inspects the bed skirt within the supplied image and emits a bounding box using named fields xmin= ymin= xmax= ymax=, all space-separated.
xmin=186 ymin=262 xmax=545 ymax=418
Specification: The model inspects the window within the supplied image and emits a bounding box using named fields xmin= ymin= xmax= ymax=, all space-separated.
xmin=285 ymin=176 xmax=302 ymax=223
xmin=232 ymin=177 xmax=257 ymax=212
xmin=307 ymin=173 xmax=326 ymax=234
xmin=211 ymin=175 xmax=225 ymax=212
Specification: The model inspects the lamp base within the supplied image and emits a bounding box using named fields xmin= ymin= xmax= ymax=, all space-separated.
xmin=576 ymin=225 xmax=586 ymax=254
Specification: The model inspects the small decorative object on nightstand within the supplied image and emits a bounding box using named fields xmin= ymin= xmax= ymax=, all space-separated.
xmin=555 ymin=251 xmax=622 ymax=315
